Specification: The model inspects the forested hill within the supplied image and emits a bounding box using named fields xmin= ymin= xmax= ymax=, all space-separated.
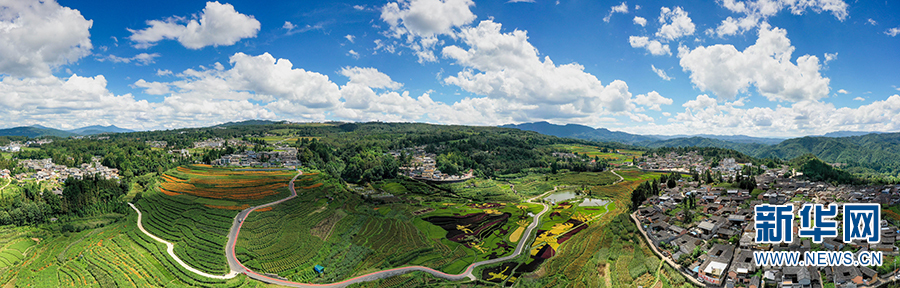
xmin=499 ymin=121 xmax=657 ymax=144
xmin=753 ymin=133 xmax=900 ymax=176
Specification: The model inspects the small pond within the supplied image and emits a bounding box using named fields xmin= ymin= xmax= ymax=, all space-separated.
xmin=579 ymin=198 xmax=610 ymax=207
xmin=543 ymin=191 xmax=578 ymax=202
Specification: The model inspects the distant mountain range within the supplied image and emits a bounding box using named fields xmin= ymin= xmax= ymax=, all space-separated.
xmin=500 ymin=121 xmax=900 ymax=175
xmin=499 ymin=121 xmax=788 ymax=145
xmin=0 ymin=125 xmax=134 ymax=138
xmin=214 ymin=119 xmax=283 ymax=127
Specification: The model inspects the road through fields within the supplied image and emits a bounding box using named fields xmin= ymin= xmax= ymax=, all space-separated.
xmin=133 ymin=170 xmax=550 ymax=287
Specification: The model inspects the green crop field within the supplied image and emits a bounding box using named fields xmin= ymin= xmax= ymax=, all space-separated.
xmin=0 ymin=217 xmax=260 ymax=287
xmin=549 ymin=144 xmax=644 ymax=165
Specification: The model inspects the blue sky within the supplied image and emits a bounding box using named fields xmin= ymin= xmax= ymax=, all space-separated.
xmin=0 ymin=0 xmax=898 ymax=137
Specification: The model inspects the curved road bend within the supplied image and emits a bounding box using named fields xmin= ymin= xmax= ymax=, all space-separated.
xmin=128 ymin=202 xmax=239 ymax=279
xmin=225 ymin=170 xmax=551 ymax=288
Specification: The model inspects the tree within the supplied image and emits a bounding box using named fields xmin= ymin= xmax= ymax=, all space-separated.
xmin=667 ymin=177 xmax=676 ymax=189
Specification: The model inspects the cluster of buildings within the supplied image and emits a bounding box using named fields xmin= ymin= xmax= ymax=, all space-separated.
xmin=0 ymin=139 xmax=52 ymax=152
xmin=15 ymin=157 xmax=119 ymax=182
xmin=211 ymin=147 xmax=301 ymax=168
xmin=635 ymin=165 xmax=900 ymax=288
xmin=146 ymin=141 xmax=168 ymax=148
xmin=390 ymin=146 xmax=473 ymax=182
xmin=193 ymin=138 xmax=257 ymax=149
xmin=637 ymin=151 xmax=710 ymax=173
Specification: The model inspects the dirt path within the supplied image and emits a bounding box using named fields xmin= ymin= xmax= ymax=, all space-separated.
xmin=630 ymin=212 xmax=705 ymax=287
xmin=128 ymin=202 xmax=239 ymax=279
xmin=610 ymin=169 xmax=624 ymax=184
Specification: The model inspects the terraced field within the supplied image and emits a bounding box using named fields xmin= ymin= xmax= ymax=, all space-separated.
xmin=135 ymin=165 xmax=297 ymax=275
xmin=0 ymin=217 xmax=257 ymax=287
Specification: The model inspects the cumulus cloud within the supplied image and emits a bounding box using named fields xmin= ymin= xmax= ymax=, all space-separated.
xmin=632 ymin=91 xmax=673 ymax=110
xmin=97 ymin=53 xmax=160 ymax=65
xmin=712 ymin=0 xmax=848 ymax=37
xmin=853 ymin=97 xmax=865 ymax=101
xmin=656 ymin=7 xmax=695 ymax=40
xmin=623 ymin=94 xmax=900 ymax=137
xmin=380 ymin=0 xmax=474 ymax=63
xmin=867 ymin=19 xmax=877 ymax=25
xmin=679 ymin=23 xmax=830 ymax=102
xmin=0 ymin=73 xmax=275 ymax=130
xmin=381 ymin=0 xmax=476 ymax=37
xmin=157 ymin=69 xmax=173 ymax=76
xmin=128 ymin=1 xmax=260 ymax=49
xmin=339 ymin=67 xmax=402 ymax=89
xmin=506 ymin=0 xmax=535 ymax=3
xmin=629 ymin=36 xmax=670 ymax=56
xmin=347 ymin=50 xmax=360 ymax=59
xmin=132 ymin=79 xmax=171 ymax=95
xmin=837 ymin=89 xmax=848 ymax=94
xmin=441 ymin=20 xmax=640 ymax=122
xmin=651 ymin=65 xmax=673 ymax=80
xmin=0 ymin=0 xmax=93 ymax=77
xmin=345 ymin=34 xmax=355 ymax=43
xmin=633 ymin=16 xmax=647 ymax=26
xmin=824 ymin=52 xmax=837 ymax=64
xmin=603 ymin=2 xmax=629 ymax=22
xmin=887 ymin=27 xmax=900 ymax=37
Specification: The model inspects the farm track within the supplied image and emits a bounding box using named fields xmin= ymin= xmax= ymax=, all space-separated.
xmin=132 ymin=170 xmax=550 ymax=287
xmin=128 ymin=203 xmax=239 ymax=279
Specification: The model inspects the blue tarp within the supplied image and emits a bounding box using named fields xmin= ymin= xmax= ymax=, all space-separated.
xmin=314 ymin=265 xmax=325 ymax=273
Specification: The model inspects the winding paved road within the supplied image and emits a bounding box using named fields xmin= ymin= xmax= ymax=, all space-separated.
xmin=132 ymin=169 xmax=551 ymax=287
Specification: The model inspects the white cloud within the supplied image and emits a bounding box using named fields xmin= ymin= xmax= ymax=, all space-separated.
xmin=283 ymin=21 xmax=296 ymax=31
xmin=339 ymin=67 xmax=402 ymax=89
xmin=679 ymin=23 xmax=830 ymax=102
xmin=345 ymin=34 xmax=355 ymax=43
xmin=713 ymin=0 xmax=848 ymax=37
xmin=353 ymin=5 xmax=367 ymax=10
xmin=867 ymin=18 xmax=877 ymax=25
xmin=128 ymin=1 xmax=260 ymax=49
xmin=98 ymin=53 xmax=160 ymax=65
xmin=656 ymin=7 xmax=695 ymax=40
xmin=629 ymin=36 xmax=671 ymax=56
xmin=157 ymin=69 xmax=173 ymax=76
xmin=662 ymin=112 xmax=671 ymax=116
xmin=837 ymin=89 xmax=848 ymax=94
xmin=441 ymin=20 xmax=640 ymax=122
xmin=0 ymin=0 xmax=93 ymax=77
xmin=506 ymin=0 xmax=535 ymax=3
xmin=633 ymin=16 xmax=647 ymax=27
xmin=347 ymin=50 xmax=360 ymax=59
xmin=624 ymin=94 xmax=900 ymax=137
xmin=0 ymin=73 xmax=274 ymax=131
xmin=380 ymin=0 xmax=474 ymax=63
xmin=853 ymin=97 xmax=865 ymax=101
xmin=633 ymin=91 xmax=673 ymax=111
xmin=603 ymin=2 xmax=629 ymax=22
xmin=132 ymin=79 xmax=171 ymax=95
xmin=824 ymin=52 xmax=837 ymax=64
xmin=887 ymin=27 xmax=900 ymax=37
xmin=651 ymin=65 xmax=673 ymax=80
xmin=381 ymin=0 xmax=476 ymax=37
